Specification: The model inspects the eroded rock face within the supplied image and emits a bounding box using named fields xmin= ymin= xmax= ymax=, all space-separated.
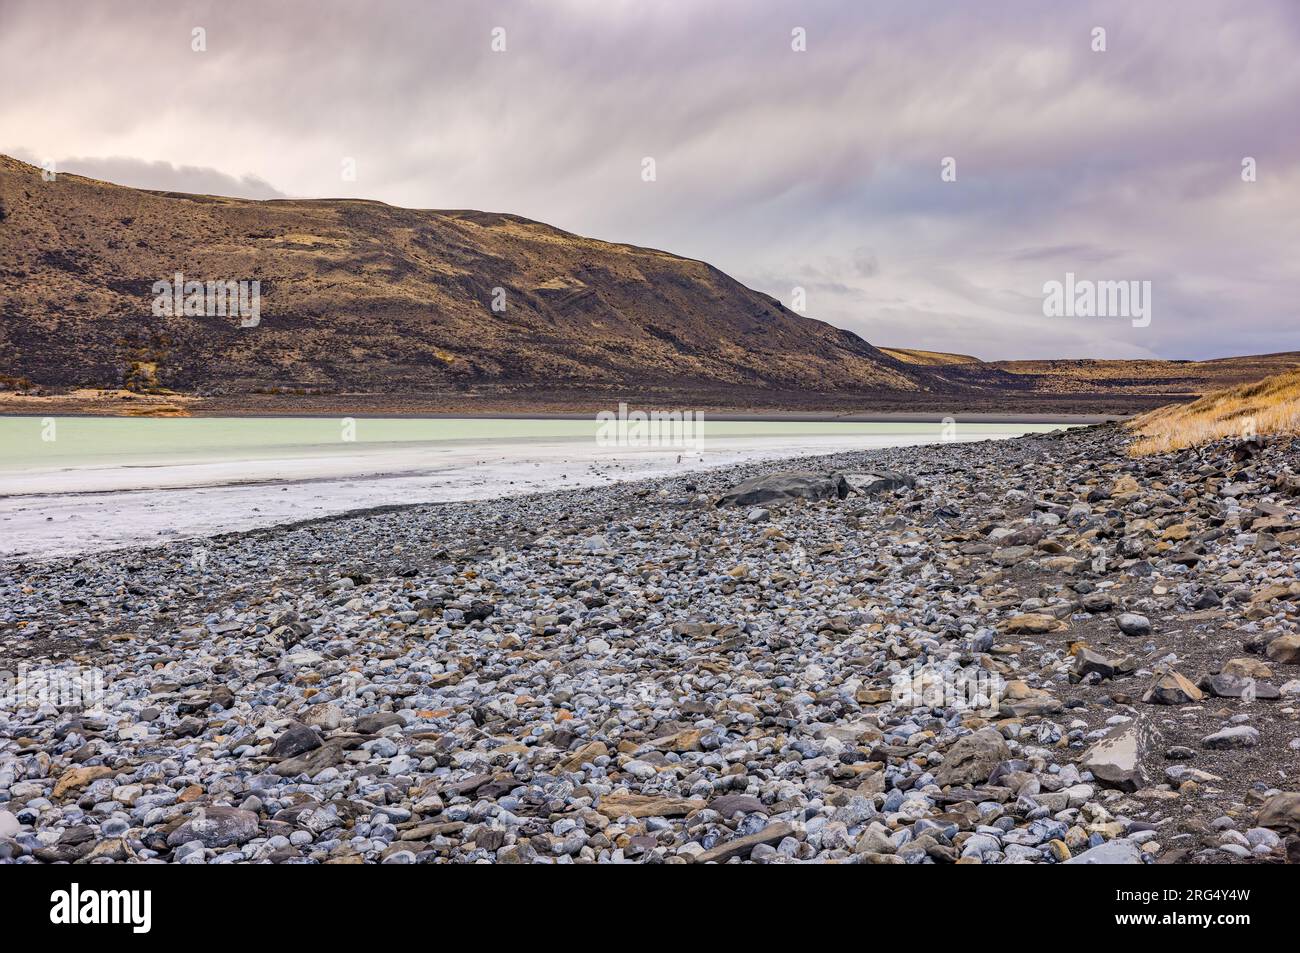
xmin=0 ymin=154 xmax=941 ymax=400
xmin=716 ymin=471 xmax=849 ymax=507
xmin=1080 ymin=719 xmax=1160 ymax=792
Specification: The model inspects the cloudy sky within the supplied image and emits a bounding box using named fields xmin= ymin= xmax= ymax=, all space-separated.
xmin=3 ymin=0 xmax=1297 ymax=360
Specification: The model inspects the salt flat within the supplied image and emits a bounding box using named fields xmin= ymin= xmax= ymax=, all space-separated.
xmin=0 ymin=417 xmax=1063 ymax=558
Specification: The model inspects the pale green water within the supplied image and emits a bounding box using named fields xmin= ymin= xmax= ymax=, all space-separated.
xmin=0 ymin=416 xmax=1070 ymax=471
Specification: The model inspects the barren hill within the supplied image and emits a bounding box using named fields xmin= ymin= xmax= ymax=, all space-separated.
xmin=2 ymin=154 xmax=1295 ymax=416
xmin=0 ymin=155 xmax=928 ymax=408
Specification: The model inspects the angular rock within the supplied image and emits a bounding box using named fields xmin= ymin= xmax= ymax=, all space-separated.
xmin=708 ymin=793 xmax=767 ymax=818
xmin=355 ymin=712 xmax=404 ymax=734
xmin=272 ymin=738 xmax=346 ymax=777
xmin=559 ymin=740 xmax=608 ymax=772
xmin=692 ymin=822 xmax=795 ymax=863
xmin=270 ymin=722 xmax=323 ymax=758
xmin=1080 ymin=719 xmax=1160 ymax=792
xmin=1199 ymin=673 xmax=1280 ymax=700
xmin=52 ymin=765 xmax=112 ymax=798
xmin=1265 ymin=634 xmax=1300 ymax=665
xmin=1142 ymin=670 xmax=1203 ymax=705
xmin=595 ymin=792 xmax=704 ymax=820
xmin=842 ymin=471 xmax=917 ymax=496
xmin=1002 ymin=613 xmax=1062 ymax=635
xmin=935 ymin=728 xmax=1009 ymax=787
xmin=1222 ymin=657 xmax=1273 ymax=679
xmin=1256 ymin=793 xmax=1300 ymax=834
xmin=1074 ymin=647 xmax=1130 ymax=681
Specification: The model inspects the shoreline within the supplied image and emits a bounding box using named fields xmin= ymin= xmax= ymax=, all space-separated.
xmin=0 ymin=389 xmax=1161 ymax=420
xmin=3 ymin=424 xmax=1297 ymax=864
xmin=0 ymin=424 xmax=1065 ymax=560
xmin=0 ymin=410 xmax=1123 ymax=424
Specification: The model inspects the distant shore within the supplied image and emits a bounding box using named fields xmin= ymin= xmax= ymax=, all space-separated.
xmin=0 ymin=388 xmax=1146 ymax=421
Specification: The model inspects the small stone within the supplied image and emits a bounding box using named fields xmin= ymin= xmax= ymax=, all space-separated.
xmin=52 ymin=765 xmax=112 ymax=798
xmin=1202 ymin=726 xmax=1260 ymax=749
xmin=1117 ymin=613 xmax=1151 ymax=637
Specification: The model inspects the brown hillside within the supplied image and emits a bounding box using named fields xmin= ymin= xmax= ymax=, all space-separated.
xmin=0 ymin=155 xmax=924 ymax=403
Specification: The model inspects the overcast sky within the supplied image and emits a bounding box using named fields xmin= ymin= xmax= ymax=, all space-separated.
xmin=3 ymin=0 xmax=1297 ymax=360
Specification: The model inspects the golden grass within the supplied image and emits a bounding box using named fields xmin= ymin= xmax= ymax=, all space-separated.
xmin=120 ymin=404 xmax=190 ymax=417
xmin=879 ymin=347 xmax=982 ymax=366
xmin=1127 ymin=365 xmax=1300 ymax=455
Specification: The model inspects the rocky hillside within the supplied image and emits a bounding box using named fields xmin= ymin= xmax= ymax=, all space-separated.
xmin=4 ymin=154 xmax=1295 ymax=414
xmin=0 ymin=155 xmax=927 ymax=403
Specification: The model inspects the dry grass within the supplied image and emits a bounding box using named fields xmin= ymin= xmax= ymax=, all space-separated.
xmin=1127 ymin=365 xmax=1300 ymax=455
xmin=880 ymin=347 xmax=982 ymax=366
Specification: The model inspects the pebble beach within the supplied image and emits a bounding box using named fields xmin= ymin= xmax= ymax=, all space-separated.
xmin=3 ymin=423 xmax=1300 ymax=864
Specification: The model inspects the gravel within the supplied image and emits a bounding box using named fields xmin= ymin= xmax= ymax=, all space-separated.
xmin=2 ymin=423 xmax=1299 ymax=864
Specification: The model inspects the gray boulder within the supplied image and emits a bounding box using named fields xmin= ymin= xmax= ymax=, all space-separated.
xmin=270 ymin=722 xmax=323 ymax=758
xmin=716 ymin=471 xmax=849 ymax=507
xmin=1200 ymin=673 xmax=1280 ymax=700
xmin=842 ymin=471 xmax=917 ymax=496
xmin=166 ymin=805 xmax=259 ymax=848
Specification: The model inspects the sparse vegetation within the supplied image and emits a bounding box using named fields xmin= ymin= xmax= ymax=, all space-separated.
xmin=119 ymin=331 xmax=174 ymax=393
xmin=1128 ymin=365 xmax=1300 ymax=455
xmin=879 ymin=347 xmax=982 ymax=366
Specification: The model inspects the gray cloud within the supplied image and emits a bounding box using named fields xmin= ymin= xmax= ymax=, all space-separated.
xmin=7 ymin=149 xmax=285 ymax=199
xmin=1 ymin=0 xmax=1296 ymax=360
